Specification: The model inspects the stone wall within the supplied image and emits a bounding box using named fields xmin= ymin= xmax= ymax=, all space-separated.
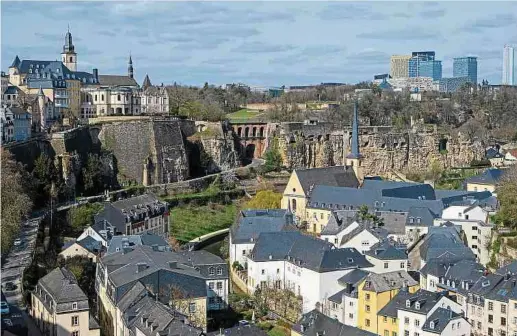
xmin=99 ymin=119 xmax=190 ymax=185
xmin=272 ymin=121 xmax=484 ymax=175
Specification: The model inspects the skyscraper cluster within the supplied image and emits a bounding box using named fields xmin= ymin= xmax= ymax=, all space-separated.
xmin=390 ymin=51 xmax=443 ymax=81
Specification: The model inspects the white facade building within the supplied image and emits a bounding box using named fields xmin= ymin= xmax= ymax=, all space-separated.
xmin=441 ymin=205 xmax=488 ymax=222
xmin=503 ymin=44 xmax=515 ymax=86
xmin=246 ymin=231 xmax=373 ymax=313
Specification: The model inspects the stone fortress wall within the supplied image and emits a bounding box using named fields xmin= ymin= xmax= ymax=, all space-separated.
xmin=269 ymin=120 xmax=484 ymax=175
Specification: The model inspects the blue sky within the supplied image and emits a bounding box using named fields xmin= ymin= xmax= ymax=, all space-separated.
xmin=2 ymin=1 xmax=517 ymax=87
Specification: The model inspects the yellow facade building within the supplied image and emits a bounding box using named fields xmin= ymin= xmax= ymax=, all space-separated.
xmin=30 ymin=267 xmax=100 ymax=336
xmin=390 ymin=55 xmax=412 ymax=78
xmin=357 ymin=271 xmax=419 ymax=334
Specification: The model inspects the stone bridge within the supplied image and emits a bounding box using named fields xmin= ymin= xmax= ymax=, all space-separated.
xmin=229 ymin=121 xmax=268 ymax=162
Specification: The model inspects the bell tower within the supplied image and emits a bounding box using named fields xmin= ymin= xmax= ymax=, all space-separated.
xmin=346 ymin=100 xmax=364 ymax=182
xmin=61 ymin=25 xmax=77 ymax=71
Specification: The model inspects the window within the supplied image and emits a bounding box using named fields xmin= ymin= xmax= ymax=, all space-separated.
xmin=217 ymin=282 xmax=222 ymax=290
xmin=320 ymin=213 xmax=323 ymax=219
xmin=384 ymin=262 xmax=389 ymax=269
xmin=117 ymin=94 xmax=121 ymax=101
xmin=71 ymin=316 xmax=79 ymax=326
xmin=414 ymin=333 xmax=419 ymax=336
xmin=366 ymin=305 xmax=370 ymax=312
xmin=392 ymin=333 xmax=397 ymax=336
xmin=72 ymin=332 xmax=79 ymax=336
xmin=209 ymin=297 xmax=215 ymax=304
xmin=488 ymin=314 xmax=493 ymax=323
xmin=392 ymin=318 xmax=396 ymax=324
xmin=94 ymin=95 xmax=97 ymax=102
xmin=404 ymin=331 xmax=409 ymax=336
xmin=72 ymin=302 xmax=77 ymax=310
xmin=415 ymin=319 xmax=420 ymax=327
xmin=366 ymin=293 xmax=371 ymax=301
xmin=472 ymin=236 xmax=478 ymax=240
xmin=261 ymin=270 xmax=265 ymax=275
xmin=189 ymin=303 xmax=196 ymax=313
xmin=477 ymin=322 xmax=481 ymax=330
xmin=404 ymin=317 xmax=409 ymax=325
xmin=489 ymin=302 xmax=494 ymax=311
xmin=501 ymin=304 xmax=506 ymax=314
xmin=502 ymin=317 xmax=507 ymax=326
xmin=101 ymin=94 xmax=104 ymax=101
xmin=349 ymin=313 xmax=353 ymax=319
xmin=209 ymin=282 xmax=214 ymax=289
xmin=242 ymin=250 xmax=246 ymax=255
xmin=365 ymin=319 xmax=370 ymax=327
xmin=488 ymin=328 xmax=493 ymax=336
xmin=385 ymin=331 xmax=389 ymax=336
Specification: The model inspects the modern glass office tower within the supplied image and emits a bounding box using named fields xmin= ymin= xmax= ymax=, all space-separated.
xmin=503 ymin=44 xmax=515 ymax=85
xmin=453 ymin=57 xmax=478 ymax=84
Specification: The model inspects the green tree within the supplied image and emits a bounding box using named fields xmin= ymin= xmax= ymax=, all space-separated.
xmin=245 ymin=190 xmax=282 ymax=209
xmin=357 ymin=205 xmax=384 ymax=227
xmin=263 ymin=147 xmax=283 ymax=172
xmin=81 ymin=153 xmax=111 ymax=195
xmin=1 ymin=149 xmax=33 ymax=253
xmin=68 ymin=203 xmax=103 ymax=233
xmin=494 ymin=166 xmax=517 ymax=228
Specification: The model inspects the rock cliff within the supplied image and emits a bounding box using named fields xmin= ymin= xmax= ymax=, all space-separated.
xmin=273 ymin=121 xmax=484 ymax=175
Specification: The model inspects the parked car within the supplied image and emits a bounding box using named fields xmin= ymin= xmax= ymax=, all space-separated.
xmin=3 ymin=283 xmax=16 ymax=291
xmin=13 ymin=239 xmax=22 ymax=247
xmin=0 ymin=301 xmax=9 ymax=315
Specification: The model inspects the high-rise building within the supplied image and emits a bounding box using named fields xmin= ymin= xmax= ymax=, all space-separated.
xmin=412 ymin=51 xmax=435 ymax=60
xmin=503 ymin=44 xmax=515 ymax=86
xmin=453 ymin=57 xmax=478 ymax=84
xmin=419 ymin=60 xmax=442 ymax=80
xmin=390 ymin=55 xmax=412 ymax=78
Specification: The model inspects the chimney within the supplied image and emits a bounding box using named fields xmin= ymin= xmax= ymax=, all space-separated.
xmin=92 ymin=68 xmax=98 ymax=80
xmin=136 ymin=262 xmax=147 ymax=273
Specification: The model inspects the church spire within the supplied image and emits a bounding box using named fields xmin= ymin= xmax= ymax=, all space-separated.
xmin=128 ymin=52 xmax=134 ymax=79
xmin=63 ymin=25 xmax=75 ymax=54
xmin=347 ymin=100 xmax=362 ymax=159
xmin=142 ymin=74 xmax=152 ymax=89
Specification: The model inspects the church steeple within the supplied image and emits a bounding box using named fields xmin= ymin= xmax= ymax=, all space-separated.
xmin=142 ymin=74 xmax=152 ymax=89
xmin=61 ymin=26 xmax=77 ymax=71
xmin=346 ymin=99 xmax=364 ymax=183
xmin=128 ymin=53 xmax=134 ymax=79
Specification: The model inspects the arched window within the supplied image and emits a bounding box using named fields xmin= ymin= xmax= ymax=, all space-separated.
xmin=245 ymin=127 xmax=249 ymax=137
xmin=292 ymin=199 xmax=297 ymax=211
xmin=117 ymin=94 xmax=121 ymax=101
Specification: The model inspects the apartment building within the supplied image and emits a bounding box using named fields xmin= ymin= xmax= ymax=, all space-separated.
xmin=390 ymin=55 xmax=412 ymax=78
xmin=357 ymin=271 xmax=419 ymax=334
xmin=78 ymin=193 xmax=169 ymax=246
xmin=229 ymin=209 xmax=295 ymax=267
xmin=325 ymin=269 xmax=369 ymax=326
xmin=378 ymin=289 xmax=467 ymax=336
xmin=96 ymin=245 xmax=228 ymax=333
xmin=246 ymin=231 xmax=373 ymax=313
xmin=364 ymin=240 xmax=409 ymax=274
xmin=30 ymin=267 xmax=100 ymax=336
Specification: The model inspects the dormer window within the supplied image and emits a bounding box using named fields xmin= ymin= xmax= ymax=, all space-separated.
xmin=416 ymin=217 xmax=421 ymax=223
xmin=406 ymin=300 xmax=411 ymax=308
xmin=216 ymin=267 xmax=223 ymax=275
xmin=208 ymin=267 xmax=215 ymax=276
xmin=430 ymin=321 xmax=435 ymax=329
xmin=72 ymin=302 xmax=77 ymax=310
xmin=409 ymin=217 xmax=414 ymax=224
xmin=415 ymin=302 xmax=420 ymax=309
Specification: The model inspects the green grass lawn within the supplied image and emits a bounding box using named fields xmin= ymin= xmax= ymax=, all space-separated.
xmin=226 ymin=109 xmax=265 ymax=121
xmin=169 ymin=203 xmax=237 ymax=242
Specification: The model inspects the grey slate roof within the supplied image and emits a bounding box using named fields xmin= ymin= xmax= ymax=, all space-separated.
xmin=419 ymin=226 xmax=476 ymax=263
xmin=420 ymin=260 xmax=449 ymax=278
xmin=364 ymin=240 xmax=407 ymax=260
xmin=100 ymin=245 xmax=226 ymax=303
xmin=406 ymin=207 xmax=437 ymax=227
xmin=340 ymin=223 xmax=388 ymax=246
xmin=496 ymin=260 xmax=517 ymax=276
xmin=377 ymin=211 xmax=407 ymax=235
xmin=363 ymin=270 xmax=418 ymax=293
xmin=106 ymin=233 xmax=170 ymax=255
xmin=295 ymin=165 xmax=359 ymax=195
xmin=250 ymin=231 xmax=372 ymax=272
xmin=77 ymin=235 xmax=102 ymax=253
xmin=329 ymin=269 xmax=370 ymax=302
xmin=98 ymin=75 xmax=139 ymax=87
xmin=39 ymin=267 xmax=88 ymax=303
xmin=89 ymin=315 xmax=100 ymax=330
xmin=321 ymin=210 xmax=358 ymax=235
xmin=294 ymin=309 xmax=377 ymax=336
xmin=378 ymin=288 xmax=413 ymax=318
xmin=4 ymin=86 xmax=22 ymax=95
xmin=231 ymin=209 xmax=295 ymax=244
xmin=466 ymin=168 xmax=505 ymax=186
xmin=422 ymin=308 xmax=462 ymax=334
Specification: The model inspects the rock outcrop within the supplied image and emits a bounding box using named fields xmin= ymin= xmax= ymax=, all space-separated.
xmin=272 ymin=121 xmax=484 ymax=175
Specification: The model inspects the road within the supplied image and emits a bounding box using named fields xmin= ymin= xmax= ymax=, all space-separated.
xmin=1 ymin=216 xmax=44 ymax=336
